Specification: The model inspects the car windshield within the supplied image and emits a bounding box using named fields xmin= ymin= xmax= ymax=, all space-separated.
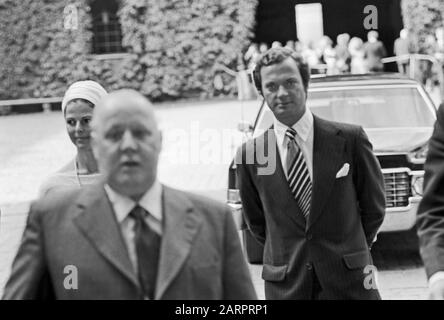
xmin=307 ymin=86 xmax=435 ymax=128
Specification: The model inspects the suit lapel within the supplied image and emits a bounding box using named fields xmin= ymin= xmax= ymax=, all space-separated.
xmin=155 ymin=186 xmax=202 ymax=299
xmin=72 ymin=184 xmax=140 ymax=289
xmin=258 ymin=128 xmax=306 ymax=228
xmin=309 ymin=116 xmax=345 ymax=229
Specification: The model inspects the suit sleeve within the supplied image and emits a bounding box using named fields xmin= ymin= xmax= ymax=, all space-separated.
xmin=2 ymin=203 xmax=53 ymax=300
xmin=354 ymin=126 xmax=386 ymax=248
xmin=417 ymin=103 xmax=444 ymax=278
xmin=380 ymin=43 xmax=387 ymax=58
xmin=235 ymin=145 xmax=266 ymax=245
xmin=222 ymin=206 xmax=257 ymax=300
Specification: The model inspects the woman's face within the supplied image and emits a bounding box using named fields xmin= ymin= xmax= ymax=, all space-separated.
xmin=64 ymin=99 xmax=94 ymax=150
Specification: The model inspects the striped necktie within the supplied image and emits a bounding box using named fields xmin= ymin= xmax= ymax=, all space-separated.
xmin=285 ymin=128 xmax=312 ymax=218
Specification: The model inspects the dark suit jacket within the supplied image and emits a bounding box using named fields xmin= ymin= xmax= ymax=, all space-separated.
xmin=236 ymin=116 xmax=385 ymax=299
xmin=364 ymin=41 xmax=387 ymax=71
xmin=417 ymin=102 xmax=444 ymax=279
xmin=2 ymin=184 xmax=256 ymax=300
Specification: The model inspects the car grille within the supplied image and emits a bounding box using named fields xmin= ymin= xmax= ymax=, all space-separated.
xmin=383 ymin=171 xmax=411 ymax=208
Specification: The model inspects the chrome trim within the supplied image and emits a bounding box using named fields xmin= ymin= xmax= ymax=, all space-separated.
xmin=375 ymin=151 xmax=409 ymax=156
xmin=381 ymin=167 xmax=424 ymax=176
xmin=385 ymin=196 xmax=421 ymax=212
xmin=410 ymin=170 xmax=425 ymax=177
xmin=308 ymin=83 xmax=419 ymax=92
xmin=381 ymin=167 xmax=410 ymax=174
xmin=382 ymin=168 xmax=423 ymax=209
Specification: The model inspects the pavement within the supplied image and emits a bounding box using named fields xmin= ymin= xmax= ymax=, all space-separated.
xmin=0 ymin=95 xmax=436 ymax=299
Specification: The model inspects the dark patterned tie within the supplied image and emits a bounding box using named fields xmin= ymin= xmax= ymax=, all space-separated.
xmin=285 ymin=128 xmax=312 ymax=218
xmin=129 ymin=205 xmax=161 ymax=299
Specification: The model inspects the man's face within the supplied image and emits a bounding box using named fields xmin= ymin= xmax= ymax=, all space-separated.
xmin=260 ymin=57 xmax=307 ymax=126
xmin=92 ymin=99 xmax=162 ymax=200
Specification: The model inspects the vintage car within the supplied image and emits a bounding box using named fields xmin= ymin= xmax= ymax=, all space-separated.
xmin=227 ymin=73 xmax=437 ymax=263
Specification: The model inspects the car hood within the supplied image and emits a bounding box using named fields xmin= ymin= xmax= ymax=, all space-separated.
xmin=365 ymin=127 xmax=433 ymax=152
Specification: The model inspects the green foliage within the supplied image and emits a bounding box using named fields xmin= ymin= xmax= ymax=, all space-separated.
xmin=401 ymin=0 xmax=444 ymax=53
xmin=0 ymin=0 xmax=258 ymax=101
xmin=0 ymin=0 xmax=96 ymax=98
xmin=119 ymin=0 xmax=257 ymax=100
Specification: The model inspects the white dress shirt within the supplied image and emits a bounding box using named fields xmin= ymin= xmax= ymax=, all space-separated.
xmin=104 ymin=181 xmax=163 ymax=273
xmin=273 ymin=109 xmax=314 ymax=179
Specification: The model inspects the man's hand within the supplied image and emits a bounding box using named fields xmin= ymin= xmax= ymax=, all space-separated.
xmin=429 ymin=279 xmax=444 ymax=300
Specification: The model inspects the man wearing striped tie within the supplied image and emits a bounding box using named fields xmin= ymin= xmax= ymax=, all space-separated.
xmin=236 ymin=47 xmax=385 ymax=300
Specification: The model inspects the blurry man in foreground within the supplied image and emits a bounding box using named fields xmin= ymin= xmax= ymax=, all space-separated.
xmin=3 ymin=89 xmax=256 ymax=300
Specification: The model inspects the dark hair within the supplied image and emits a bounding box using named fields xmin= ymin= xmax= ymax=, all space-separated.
xmin=252 ymin=47 xmax=310 ymax=96
xmin=64 ymin=98 xmax=94 ymax=116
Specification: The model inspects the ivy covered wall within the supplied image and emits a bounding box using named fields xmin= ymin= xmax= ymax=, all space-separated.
xmin=0 ymin=0 xmax=257 ymax=101
xmin=401 ymin=0 xmax=444 ymax=52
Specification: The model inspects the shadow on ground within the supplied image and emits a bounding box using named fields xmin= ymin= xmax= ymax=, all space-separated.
xmin=372 ymin=228 xmax=423 ymax=270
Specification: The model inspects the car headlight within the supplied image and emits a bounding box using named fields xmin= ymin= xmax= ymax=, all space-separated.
xmin=412 ymin=175 xmax=424 ymax=196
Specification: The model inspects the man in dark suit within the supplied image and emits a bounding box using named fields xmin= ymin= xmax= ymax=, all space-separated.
xmin=235 ymin=47 xmax=385 ymax=299
xmin=417 ymin=102 xmax=444 ymax=300
xmin=2 ymin=90 xmax=256 ymax=300
xmin=363 ymin=30 xmax=387 ymax=72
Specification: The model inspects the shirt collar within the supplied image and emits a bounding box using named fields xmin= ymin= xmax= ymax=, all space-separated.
xmin=104 ymin=180 xmax=163 ymax=224
xmin=274 ymin=109 xmax=313 ymax=146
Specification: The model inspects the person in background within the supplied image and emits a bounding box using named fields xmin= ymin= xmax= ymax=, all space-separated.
xmin=394 ymin=29 xmax=414 ymax=75
xmin=294 ymin=41 xmax=304 ymax=53
xmin=348 ymin=37 xmax=367 ymax=74
xmin=259 ymin=42 xmax=269 ymax=54
xmin=335 ymin=33 xmax=351 ymax=74
xmin=302 ymin=41 xmax=321 ymax=74
xmin=419 ymin=34 xmax=438 ymax=90
xmin=272 ymin=41 xmax=283 ymax=49
xmin=38 ymin=81 xmax=107 ymax=197
xmin=363 ymin=30 xmax=387 ymax=72
xmin=285 ymin=40 xmax=296 ymax=51
xmin=320 ymin=36 xmax=337 ymax=75
xmin=244 ymin=43 xmax=260 ymax=70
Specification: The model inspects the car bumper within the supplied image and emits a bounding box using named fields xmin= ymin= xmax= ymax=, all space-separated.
xmin=378 ymin=196 xmax=421 ymax=232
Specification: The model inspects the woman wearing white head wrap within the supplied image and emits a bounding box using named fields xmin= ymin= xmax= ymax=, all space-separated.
xmin=39 ymin=80 xmax=108 ymax=196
